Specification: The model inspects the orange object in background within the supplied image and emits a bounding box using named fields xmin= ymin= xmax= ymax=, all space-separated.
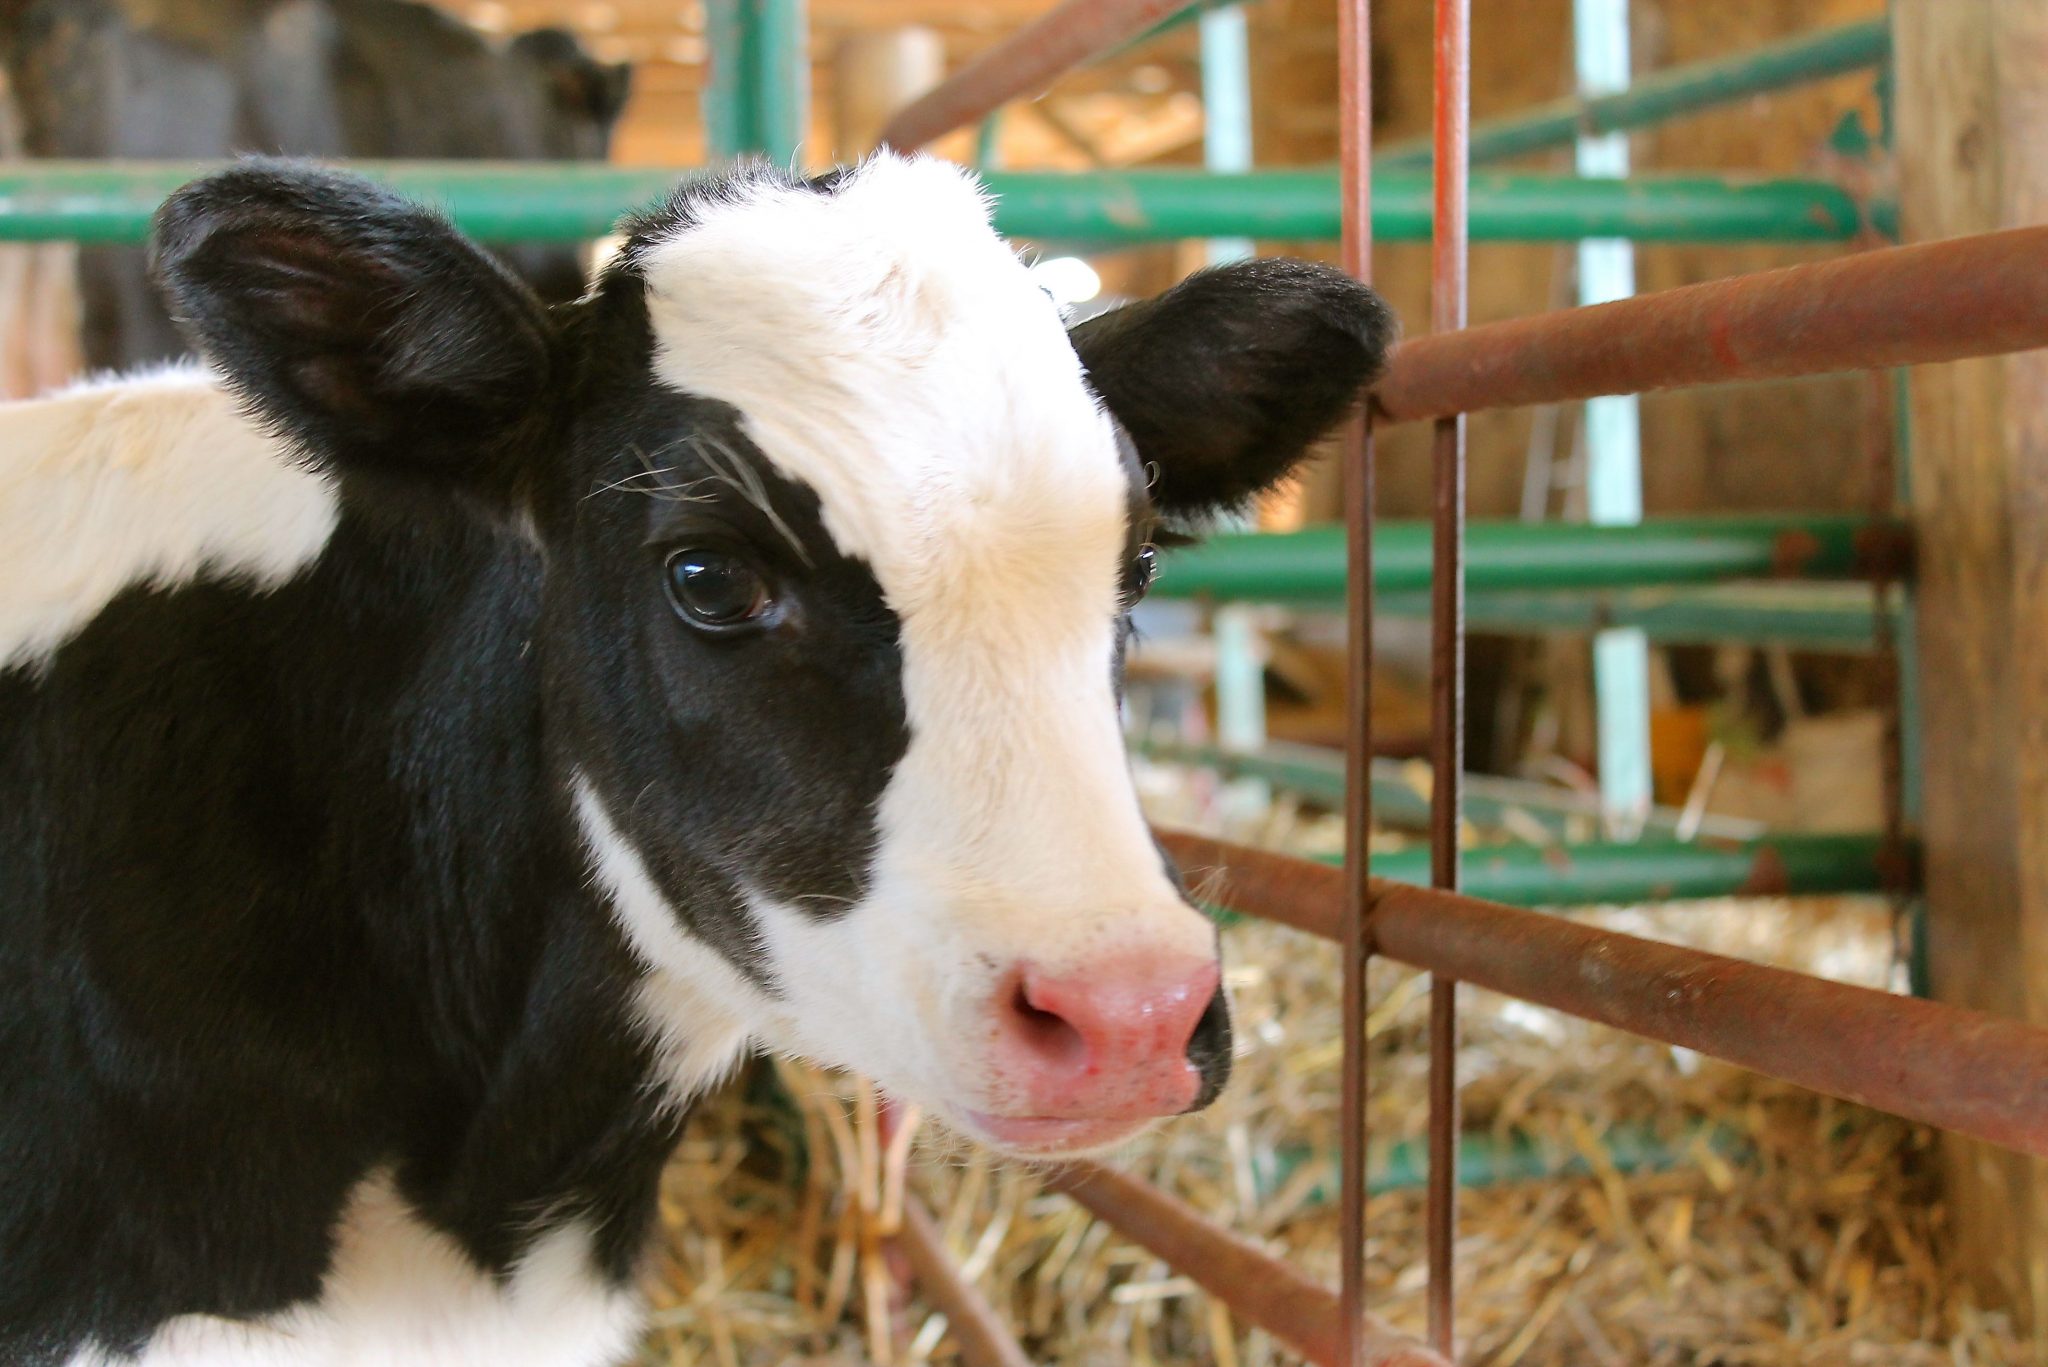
xmin=1649 ymin=704 xmax=1710 ymax=807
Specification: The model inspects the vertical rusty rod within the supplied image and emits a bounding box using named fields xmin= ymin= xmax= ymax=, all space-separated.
xmin=896 ymin=1198 xmax=1036 ymax=1367
xmin=1425 ymin=0 xmax=1470 ymax=1355
xmin=1336 ymin=0 xmax=1376 ymax=1360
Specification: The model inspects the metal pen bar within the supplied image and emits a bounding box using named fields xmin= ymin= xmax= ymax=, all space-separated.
xmin=877 ymin=0 xmax=1188 ymax=151
xmin=895 ymin=1198 xmax=1034 ymax=1367
xmin=1154 ymin=516 xmax=1909 ymax=601
xmin=1372 ymin=224 xmax=2048 ymax=422
xmin=1047 ymin=1163 xmax=1451 ymax=1367
xmin=1375 ymin=583 xmax=1896 ymax=652
xmin=1336 ymin=0 xmax=1376 ymax=1354
xmin=702 ymin=0 xmax=808 ymax=163
xmin=1424 ymin=0 xmax=1470 ymax=1350
xmin=0 ymin=163 xmax=1870 ymax=246
xmin=1381 ymin=19 xmax=1890 ymax=167
xmin=1155 ymin=831 xmax=2048 ymax=1160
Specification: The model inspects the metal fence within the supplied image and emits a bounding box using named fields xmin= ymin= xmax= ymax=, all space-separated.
xmin=5 ymin=1 xmax=2045 ymax=1360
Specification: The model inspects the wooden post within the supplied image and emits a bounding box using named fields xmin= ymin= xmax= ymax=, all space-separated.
xmin=1893 ymin=0 xmax=2048 ymax=1336
xmin=832 ymin=26 xmax=945 ymax=163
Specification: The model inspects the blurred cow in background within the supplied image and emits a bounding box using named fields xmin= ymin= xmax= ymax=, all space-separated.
xmin=0 ymin=0 xmax=630 ymax=383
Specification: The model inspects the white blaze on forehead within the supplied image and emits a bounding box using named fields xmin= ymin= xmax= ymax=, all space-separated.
xmin=637 ymin=154 xmax=1131 ymax=609
xmin=626 ymin=155 xmax=1216 ymax=1135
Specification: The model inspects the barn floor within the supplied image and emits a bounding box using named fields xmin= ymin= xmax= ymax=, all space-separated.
xmin=631 ymin=802 xmax=2030 ymax=1365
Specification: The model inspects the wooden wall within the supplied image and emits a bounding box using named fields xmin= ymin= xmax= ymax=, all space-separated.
xmin=1245 ymin=0 xmax=1888 ymax=523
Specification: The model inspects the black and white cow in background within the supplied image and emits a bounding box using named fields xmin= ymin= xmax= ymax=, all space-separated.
xmin=1 ymin=0 xmax=631 ymax=372
xmin=0 ymin=154 xmax=1394 ymax=1365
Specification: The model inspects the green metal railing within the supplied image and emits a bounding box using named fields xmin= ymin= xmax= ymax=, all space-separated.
xmin=1376 ymin=834 xmax=1895 ymax=905
xmin=0 ymin=163 xmax=1870 ymax=246
xmin=1156 ymin=516 xmax=1896 ymax=602
xmin=1381 ymin=19 xmax=1889 ymax=168
xmin=1138 ymin=739 xmax=1765 ymax=840
xmin=1255 ymin=1121 xmax=1744 ymax=1205
xmin=1380 ymin=583 xmax=1890 ymax=651
xmin=703 ymin=0 xmax=808 ymax=162
xmin=1176 ymin=811 xmax=1895 ymax=905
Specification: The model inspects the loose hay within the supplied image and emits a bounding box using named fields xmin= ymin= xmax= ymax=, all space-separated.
xmin=636 ymin=786 xmax=2028 ymax=1365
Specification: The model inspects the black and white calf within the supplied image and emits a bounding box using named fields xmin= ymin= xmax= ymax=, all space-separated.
xmin=0 ymin=155 xmax=1394 ymax=1365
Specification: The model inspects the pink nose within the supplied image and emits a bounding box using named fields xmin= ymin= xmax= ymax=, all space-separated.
xmin=988 ymin=953 xmax=1222 ymax=1120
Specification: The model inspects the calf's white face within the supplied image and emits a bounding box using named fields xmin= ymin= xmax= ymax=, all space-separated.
xmin=151 ymin=155 xmax=1394 ymax=1156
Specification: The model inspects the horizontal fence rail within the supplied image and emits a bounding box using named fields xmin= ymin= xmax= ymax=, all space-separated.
xmin=1372 ymin=223 xmax=2048 ymax=422
xmin=1047 ymin=1163 xmax=1451 ymax=1367
xmin=1156 ymin=516 xmax=1906 ymax=600
xmin=1262 ymin=1118 xmax=1743 ymax=1205
xmin=1378 ymin=582 xmax=1894 ymax=651
xmin=1159 ymin=831 xmax=2048 ymax=1159
xmin=1381 ymin=19 xmax=1889 ymax=168
xmin=1139 ymin=746 xmax=1901 ymax=902
xmin=0 ymin=162 xmax=1868 ymax=246
xmin=1342 ymin=833 xmax=1897 ymax=907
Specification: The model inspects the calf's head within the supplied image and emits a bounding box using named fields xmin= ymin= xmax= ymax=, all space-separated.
xmin=153 ymin=157 xmax=1394 ymax=1155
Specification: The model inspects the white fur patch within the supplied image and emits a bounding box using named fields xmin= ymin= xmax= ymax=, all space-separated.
xmin=0 ymin=364 xmax=339 ymax=672
xmin=631 ymin=155 xmax=1217 ymax=1137
xmin=573 ymin=777 xmax=756 ymax=1107
xmin=65 ymin=1173 xmax=644 ymax=1367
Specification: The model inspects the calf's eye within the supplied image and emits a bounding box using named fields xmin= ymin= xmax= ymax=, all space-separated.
xmin=1128 ymin=543 xmax=1160 ymax=603
xmin=666 ymin=548 xmax=773 ymax=631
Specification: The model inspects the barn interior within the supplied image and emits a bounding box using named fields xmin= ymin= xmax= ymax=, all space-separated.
xmin=1 ymin=0 xmax=2039 ymax=1363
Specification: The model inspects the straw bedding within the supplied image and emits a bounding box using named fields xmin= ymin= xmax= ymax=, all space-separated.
xmin=632 ymin=795 xmax=2028 ymax=1366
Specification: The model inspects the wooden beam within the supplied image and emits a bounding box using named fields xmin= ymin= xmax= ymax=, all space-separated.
xmin=1893 ymin=0 xmax=2048 ymax=1339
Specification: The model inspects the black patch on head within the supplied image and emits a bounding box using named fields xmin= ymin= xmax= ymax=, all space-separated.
xmin=150 ymin=160 xmax=558 ymax=509
xmin=544 ymin=385 xmax=910 ymax=984
xmin=1068 ymin=257 xmax=1398 ymax=521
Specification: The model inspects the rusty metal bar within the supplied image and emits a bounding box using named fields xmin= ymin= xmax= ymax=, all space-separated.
xmin=1371 ymin=224 xmax=2048 ymax=423
xmin=1047 ymin=1163 xmax=1451 ymax=1367
xmin=896 ymin=1197 xmax=1034 ymax=1367
xmin=1156 ymin=830 xmax=2048 ymax=1160
xmin=877 ymin=0 xmax=1184 ymax=151
xmin=1336 ymin=0 xmax=1376 ymax=1359
xmin=1424 ymin=0 xmax=1470 ymax=1352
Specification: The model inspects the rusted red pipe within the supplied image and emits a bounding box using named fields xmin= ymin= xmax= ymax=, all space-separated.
xmin=877 ymin=0 xmax=1189 ymax=151
xmin=896 ymin=1197 xmax=1035 ymax=1367
xmin=1336 ymin=0 xmax=1377 ymax=1357
xmin=1371 ymin=224 xmax=2048 ymax=422
xmin=1423 ymin=0 xmax=1471 ymax=1352
xmin=1159 ymin=830 xmax=2048 ymax=1159
xmin=1047 ymin=1162 xmax=1451 ymax=1367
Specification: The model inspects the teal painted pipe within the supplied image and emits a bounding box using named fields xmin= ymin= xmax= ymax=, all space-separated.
xmin=1376 ymin=583 xmax=1893 ymax=651
xmin=1157 ymin=516 xmax=1891 ymax=601
xmin=1252 ymin=1121 xmax=1743 ymax=1204
xmin=0 ymin=163 xmax=1866 ymax=246
xmin=1382 ymin=19 xmax=1890 ymax=168
xmin=1188 ymin=827 xmax=1895 ymax=905
xmin=1369 ymin=833 xmax=1897 ymax=905
xmin=704 ymin=0 xmax=807 ymax=162
xmin=983 ymin=169 xmax=1863 ymax=244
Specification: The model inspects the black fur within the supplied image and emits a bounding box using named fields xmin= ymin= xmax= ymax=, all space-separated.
xmin=1069 ymin=256 xmax=1398 ymax=517
xmin=1 ymin=161 xmax=1391 ymax=1363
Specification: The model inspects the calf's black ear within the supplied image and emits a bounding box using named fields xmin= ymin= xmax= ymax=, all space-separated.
xmin=1068 ymin=258 xmax=1397 ymax=518
xmin=150 ymin=161 xmax=556 ymax=504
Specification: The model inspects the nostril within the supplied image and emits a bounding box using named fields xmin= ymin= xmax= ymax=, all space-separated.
xmin=1010 ymin=979 xmax=1088 ymax=1069
xmin=1184 ymin=984 xmax=1234 ymax=1112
